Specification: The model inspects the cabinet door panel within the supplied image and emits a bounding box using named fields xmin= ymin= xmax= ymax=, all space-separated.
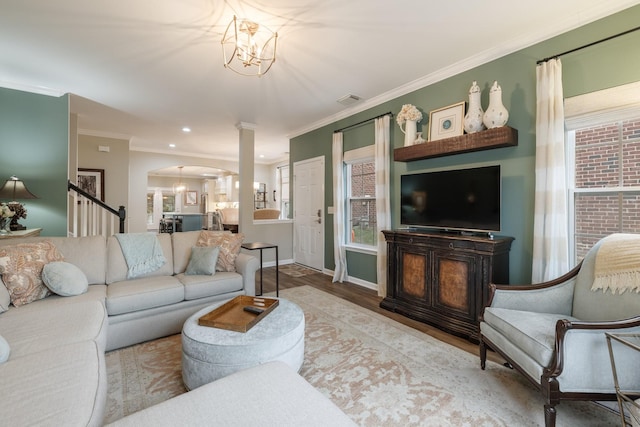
xmin=398 ymin=247 xmax=429 ymax=304
xmin=433 ymin=252 xmax=476 ymax=321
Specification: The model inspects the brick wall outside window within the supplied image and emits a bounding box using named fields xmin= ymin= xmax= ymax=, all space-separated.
xmin=348 ymin=161 xmax=377 ymax=246
xmin=573 ymin=117 xmax=640 ymax=260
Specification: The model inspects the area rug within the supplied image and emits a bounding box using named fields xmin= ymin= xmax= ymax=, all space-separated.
xmin=279 ymin=263 xmax=321 ymax=277
xmin=105 ymin=286 xmax=620 ymax=426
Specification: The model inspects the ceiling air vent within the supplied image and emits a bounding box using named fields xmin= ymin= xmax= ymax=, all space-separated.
xmin=337 ymin=94 xmax=362 ymax=106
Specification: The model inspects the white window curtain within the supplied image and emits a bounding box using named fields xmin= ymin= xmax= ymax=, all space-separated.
xmin=532 ymin=58 xmax=569 ymax=282
xmin=375 ymin=115 xmax=391 ymax=297
xmin=332 ymin=132 xmax=348 ymax=282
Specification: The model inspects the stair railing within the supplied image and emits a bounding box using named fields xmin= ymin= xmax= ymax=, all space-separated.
xmin=68 ymin=180 xmax=126 ymax=237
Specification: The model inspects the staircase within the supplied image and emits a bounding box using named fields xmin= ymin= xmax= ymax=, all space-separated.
xmin=68 ymin=181 xmax=126 ymax=237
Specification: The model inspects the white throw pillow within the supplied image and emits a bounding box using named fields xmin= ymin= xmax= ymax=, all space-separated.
xmin=42 ymin=261 xmax=89 ymax=296
xmin=0 ymin=334 xmax=10 ymax=364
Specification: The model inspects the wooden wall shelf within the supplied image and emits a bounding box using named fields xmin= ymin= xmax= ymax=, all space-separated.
xmin=394 ymin=126 xmax=518 ymax=162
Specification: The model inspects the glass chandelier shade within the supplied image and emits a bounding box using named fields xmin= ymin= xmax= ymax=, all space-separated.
xmin=221 ymin=15 xmax=278 ymax=77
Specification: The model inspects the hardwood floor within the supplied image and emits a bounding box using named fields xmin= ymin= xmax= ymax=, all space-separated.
xmin=256 ymin=264 xmax=506 ymax=365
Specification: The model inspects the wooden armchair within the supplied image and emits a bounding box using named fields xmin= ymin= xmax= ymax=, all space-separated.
xmin=479 ymin=234 xmax=640 ymax=427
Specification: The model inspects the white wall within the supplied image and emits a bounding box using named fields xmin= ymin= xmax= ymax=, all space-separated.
xmin=128 ymin=149 xmax=293 ymax=263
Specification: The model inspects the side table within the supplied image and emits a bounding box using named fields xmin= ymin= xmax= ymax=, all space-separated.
xmin=0 ymin=228 xmax=42 ymax=239
xmin=606 ymin=332 xmax=640 ymax=427
xmin=241 ymin=242 xmax=279 ymax=297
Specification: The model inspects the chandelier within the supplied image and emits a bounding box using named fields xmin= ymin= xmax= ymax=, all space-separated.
xmin=221 ymin=15 xmax=278 ymax=77
xmin=173 ymin=166 xmax=187 ymax=194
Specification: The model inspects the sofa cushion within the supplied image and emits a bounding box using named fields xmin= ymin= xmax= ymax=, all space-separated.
xmin=105 ymin=361 xmax=356 ymax=427
xmin=106 ymin=234 xmax=174 ymax=284
xmin=0 ymin=300 xmax=108 ymax=358
xmin=0 ymin=334 xmax=9 ymax=363
xmin=483 ymin=307 xmax=580 ymax=367
xmin=42 ymin=261 xmax=89 ymax=296
xmin=185 ymin=246 xmax=220 ymax=276
xmin=0 ymin=278 xmax=9 ymax=313
xmin=0 ymin=340 xmax=106 ymax=427
xmin=0 ymin=240 xmax=64 ymax=306
xmin=3 ymin=284 xmax=106 ymax=316
xmin=196 ymin=231 xmax=244 ymax=272
xmin=46 ymin=235 xmax=107 ymax=285
xmin=106 ymin=276 xmax=184 ymax=316
xmin=177 ymin=271 xmax=243 ymax=300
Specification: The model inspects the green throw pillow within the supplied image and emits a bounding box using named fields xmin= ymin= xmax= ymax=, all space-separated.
xmin=186 ymin=246 xmax=220 ymax=276
xmin=42 ymin=261 xmax=89 ymax=297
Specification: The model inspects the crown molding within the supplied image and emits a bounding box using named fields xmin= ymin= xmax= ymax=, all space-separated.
xmin=78 ymin=128 xmax=132 ymax=141
xmin=0 ymin=80 xmax=65 ymax=97
xmin=288 ymin=1 xmax=639 ymax=140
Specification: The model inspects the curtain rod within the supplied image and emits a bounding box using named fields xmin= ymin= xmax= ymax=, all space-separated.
xmin=334 ymin=112 xmax=393 ymax=133
xmin=537 ymin=24 xmax=640 ymax=65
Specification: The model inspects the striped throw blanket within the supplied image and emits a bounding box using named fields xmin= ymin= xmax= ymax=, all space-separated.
xmin=591 ymin=233 xmax=640 ymax=294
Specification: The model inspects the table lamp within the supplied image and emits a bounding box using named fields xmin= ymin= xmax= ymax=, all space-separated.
xmin=0 ymin=175 xmax=38 ymax=231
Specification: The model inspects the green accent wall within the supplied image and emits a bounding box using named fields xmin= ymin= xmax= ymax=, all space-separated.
xmin=0 ymin=88 xmax=69 ymax=236
xmin=291 ymin=4 xmax=640 ymax=285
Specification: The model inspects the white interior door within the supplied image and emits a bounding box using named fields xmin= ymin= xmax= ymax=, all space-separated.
xmin=293 ymin=157 xmax=324 ymax=270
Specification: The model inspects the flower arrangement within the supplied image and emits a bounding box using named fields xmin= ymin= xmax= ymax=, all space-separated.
xmin=0 ymin=203 xmax=15 ymax=231
xmin=8 ymin=202 xmax=27 ymax=221
xmin=0 ymin=203 xmax=15 ymax=220
xmin=396 ymin=104 xmax=423 ymax=125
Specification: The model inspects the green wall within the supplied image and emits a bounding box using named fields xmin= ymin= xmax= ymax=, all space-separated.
xmin=0 ymin=88 xmax=69 ymax=236
xmin=291 ymin=4 xmax=640 ymax=285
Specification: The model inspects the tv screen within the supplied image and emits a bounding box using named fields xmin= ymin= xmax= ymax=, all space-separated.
xmin=400 ymin=165 xmax=501 ymax=233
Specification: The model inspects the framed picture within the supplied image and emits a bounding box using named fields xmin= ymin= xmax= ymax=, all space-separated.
xmin=185 ymin=190 xmax=198 ymax=205
xmin=428 ymin=102 xmax=465 ymax=142
xmin=77 ymin=168 xmax=104 ymax=201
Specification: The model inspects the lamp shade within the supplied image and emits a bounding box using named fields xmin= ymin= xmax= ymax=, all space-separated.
xmin=0 ymin=176 xmax=38 ymax=201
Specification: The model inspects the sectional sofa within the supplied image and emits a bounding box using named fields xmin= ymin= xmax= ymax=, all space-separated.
xmin=0 ymin=230 xmax=355 ymax=426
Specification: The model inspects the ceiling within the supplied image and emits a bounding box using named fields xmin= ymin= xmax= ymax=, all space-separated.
xmin=1 ymin=0 xmax=638 ymax=165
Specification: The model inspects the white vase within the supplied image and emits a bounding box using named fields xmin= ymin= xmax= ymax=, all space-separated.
xmin=414 ymin=132 xmax=425 ymax=144
xmin=401 ymin=119 xmax=417 ymax=147
xmin=463 ymin=81 xmax=485 ymax=134
xmin=483 ymin=81 xmax=509 ymax=129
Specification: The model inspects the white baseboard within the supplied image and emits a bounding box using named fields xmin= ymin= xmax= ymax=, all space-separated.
xmin=321 ymin=269 xmax=378 ymax=292
xmin=260 ymin=258 xmax=294 ymax=268
xmin=259 ymin=261 xmax=379 ymax=293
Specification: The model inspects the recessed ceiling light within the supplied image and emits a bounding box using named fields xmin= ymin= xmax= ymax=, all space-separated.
xmin=169 ymin=144 xmax=176 ymax=148
xmin=259 ymin=154 xmax=265 ymax=158
xmin=182 ymin=127 xmax=191 ymax=133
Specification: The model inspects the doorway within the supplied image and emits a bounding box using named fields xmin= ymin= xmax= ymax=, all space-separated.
xmin=293 ymin=156 xmax=324 ymax=271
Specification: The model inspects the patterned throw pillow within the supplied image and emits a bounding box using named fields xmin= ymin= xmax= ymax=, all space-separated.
xmin=0 ymin=240 xmax=65 ymax=307
xmin=196 ymin=231 xmax=244 ymax=272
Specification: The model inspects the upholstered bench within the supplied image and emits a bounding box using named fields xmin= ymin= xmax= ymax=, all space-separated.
xmin=181 ymin=298 xmax=305 ymax=390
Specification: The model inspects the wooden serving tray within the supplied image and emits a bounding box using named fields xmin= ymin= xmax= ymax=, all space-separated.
xmin=198 ymin=295 xmax=279 ymax=332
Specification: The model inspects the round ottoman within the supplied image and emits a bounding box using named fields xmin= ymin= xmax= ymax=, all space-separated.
xmin=181 ymin=298 xmax=305 ymax=390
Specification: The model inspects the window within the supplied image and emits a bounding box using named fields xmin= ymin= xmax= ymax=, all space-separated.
xmin=346 ymin=159 xmax=377 ymax=248
xmin=568 ymin=114 xmax=640 ymax=263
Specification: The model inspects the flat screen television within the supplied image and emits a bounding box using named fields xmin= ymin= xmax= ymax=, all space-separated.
xmin=400 ymin=165 xmax=501 ymax=234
